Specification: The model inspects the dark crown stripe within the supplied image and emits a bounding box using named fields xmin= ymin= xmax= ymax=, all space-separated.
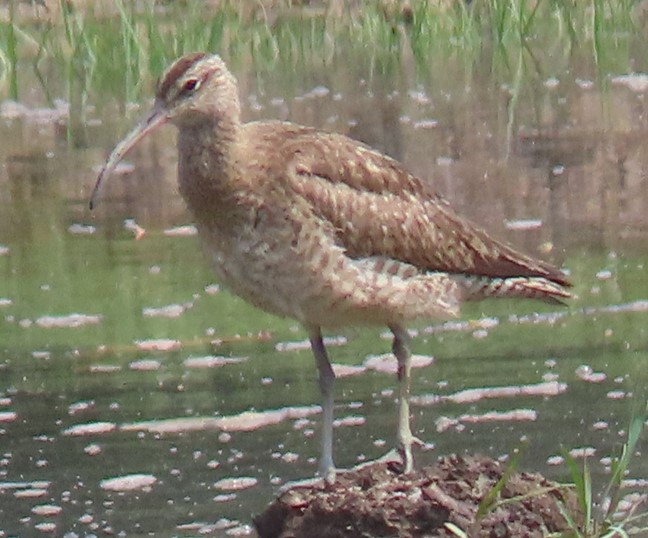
xmin=156 ymin=52 xmax=208 ymax=99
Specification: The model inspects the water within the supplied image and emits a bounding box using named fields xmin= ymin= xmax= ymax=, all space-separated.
xmin=1 ymin=45 xmax=648 ymax=536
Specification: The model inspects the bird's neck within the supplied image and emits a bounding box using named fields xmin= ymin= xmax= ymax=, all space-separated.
xmin=177 ymin=116 xmax=243 ymax=221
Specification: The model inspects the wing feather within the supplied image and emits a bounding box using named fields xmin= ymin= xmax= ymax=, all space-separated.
xmin=253 ymin=121 xmax=570 ymax=287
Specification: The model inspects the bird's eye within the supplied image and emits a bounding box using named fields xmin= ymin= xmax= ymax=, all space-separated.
xmin=182 ymin=78 xmax=200 ymax=93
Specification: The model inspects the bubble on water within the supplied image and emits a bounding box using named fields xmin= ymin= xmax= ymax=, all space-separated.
xmin=595 ymin=269 xmax=613 ymax=280
xmin=276 ymin=335 xmax=347 ymax=352
xmin=34 ymin=522 xmax=57 ymax=533
xmin=331 ymin=364 xmax=365 ymax=378
xmin=204 ymin=284 xmax=220 ymax=295
xmin=575 ymin=364 xmax=606 ymax=383
xmin=63 ymin=422 xmax=116 ymax=436
xmin=142 ymin=304 xmax=187 ymax=318
xmin=292 ymin=418 xmax=311 ymax=430
xmin=14 ymin=488 xmax=47 ymax=499
xmin=435 ymin=409 xmax=537 ymax=433
xmin=568 ymin=447 xmax=596 ymax=459
xmin=88 ymin=364 xmax=121 ymax=373
xmin=214 ymin=477 xmax=257 ymax=491
xmin=179 ymin=519 xmax=241 ymax=533
xmin=544 ymin=77 xmax=559 ymax=89
xmin=364 ymin=353 xmax=433 ymax=374
xmin=504 ymin=218 xmax=543 ymax=231
xmin=121 ymin=417 xmax=220 ymax=434
xmin=129 ymin=359 xmax=162 ymax=371
xmin=612 ymin=73 xmax=648 ymax=92
xmin=227 ymin=524 xmax=255 ymax=536
xmin=472 ymin=329 xmax=488 ymax=339
xmin=281 ymin=452 xmax=299 ymax=464
xmin=31 ymin=504 xmax=62 ymax=516
xmin=333 ymin=415 xmax=365 ymax=428
xmin=407 ymin=90 xmax=431 ymax=105
xmin=163 ymin=225 xmax=197 ymax=236
xmin=183 ymin=355 xmax=246 ymax=368
xmin=84 ymin=444 xmax=102 ymax=456
xmin=36 ymin=314 xmax=102 ymax=329
xmin=413 ymin=119 xmax=438 ymax=129
xmin=0 ymin=412 xmax=17 ymax=423
xmin=428 ymin=381 xmax=567 ymax=405
xmin=100 ymin=473 xmax=157 ymax=492
xmin=214 ymin=493 xmax=237 ymax=502
xmin=68 ymin=401 xmax=95 ymax=415
xmin=67 ymin=223 xmax=96 ymax=235
xmin=217 ymin=406 xmax=320 ymax=432
xmin=135 ymin=339 xmax=181 ymax=352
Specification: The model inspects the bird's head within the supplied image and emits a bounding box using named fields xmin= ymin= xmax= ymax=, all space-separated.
xmin=155 ymin=52 xmax=240 ymax=128
xmin=89 ymin=53 xmax=238 ymax=209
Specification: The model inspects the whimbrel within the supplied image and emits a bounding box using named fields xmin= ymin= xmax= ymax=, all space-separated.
xmin=90 ymin=53 xmax=571 ymax=480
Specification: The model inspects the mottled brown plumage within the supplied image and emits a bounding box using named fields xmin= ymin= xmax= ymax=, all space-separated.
xmin=91 ymin=53 xmax=571 ymax=480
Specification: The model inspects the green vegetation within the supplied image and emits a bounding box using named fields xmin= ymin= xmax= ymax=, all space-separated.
xmin=445 ymin=410 xmax=648 ymax=537
xmin=0 ymin=0 xmax=646 ymax=106
xmin=553 ymin=410 xmax=648 ymax=537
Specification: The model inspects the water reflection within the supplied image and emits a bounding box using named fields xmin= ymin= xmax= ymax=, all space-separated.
xmin=1 ymin=52 xmax=648 ymax=536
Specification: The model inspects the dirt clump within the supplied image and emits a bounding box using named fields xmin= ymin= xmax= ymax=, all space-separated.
xmin=254 ymin=454 xmax=582 ymax=537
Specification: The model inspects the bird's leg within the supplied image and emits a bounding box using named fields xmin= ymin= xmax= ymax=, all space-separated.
xmin=389 ymin=324 xmax=418 ymax=473
xmin=308 ymin=326 xmax=336 ymax=482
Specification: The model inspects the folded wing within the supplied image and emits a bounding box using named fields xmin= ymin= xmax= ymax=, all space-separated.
xmin=278 ymin=126 xmax=570 ymax=288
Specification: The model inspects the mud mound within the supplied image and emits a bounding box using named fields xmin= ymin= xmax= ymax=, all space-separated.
xmin=254 ymin=454 xmax=581 ymax=538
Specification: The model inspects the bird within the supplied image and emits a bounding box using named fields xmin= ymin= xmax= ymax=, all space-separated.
xmin=90 ymin=52 xmax=571 ymax=481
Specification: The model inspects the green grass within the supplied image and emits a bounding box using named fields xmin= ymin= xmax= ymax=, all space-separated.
xmin=552 ymin=408 xmax=648 ymax=538
xmin=445 ymin=407 xmax=648 ymax=538
xmin=0 ymin=0 xmax=645 ymax=106
xmin=443 ymin=407 xmax=647 ymax=537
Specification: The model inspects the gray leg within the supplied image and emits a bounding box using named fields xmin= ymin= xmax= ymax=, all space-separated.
xmin=308 ymin=326 xmax=336 ymax=481
xmin=390 ymin=324 xmax=415 ymax=473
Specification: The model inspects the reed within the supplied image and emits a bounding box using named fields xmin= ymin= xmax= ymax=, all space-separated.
xmin=0 ymin=0 xmax=643 ymax=103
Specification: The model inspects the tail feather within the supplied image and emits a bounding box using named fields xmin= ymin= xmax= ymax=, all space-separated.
xmin=456 ymin=275 xmax=572 ymax=305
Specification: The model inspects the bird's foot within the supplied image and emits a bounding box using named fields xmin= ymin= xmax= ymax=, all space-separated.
xmin=396 ymin=435 xmax=431 ymax=474
xmin=277 ymin=464 xmax=337 ymax=494
xmin=350 ymin=448 xmax=402 ymax=472
xmin=278 ymin=473 xmax=332 ymax=494
xmin=349 ymin=437 xmax=433 ymax=475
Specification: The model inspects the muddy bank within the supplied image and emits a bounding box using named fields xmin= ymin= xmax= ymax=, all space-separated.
xmin=254 ymin=454 xmax=582 ymax=538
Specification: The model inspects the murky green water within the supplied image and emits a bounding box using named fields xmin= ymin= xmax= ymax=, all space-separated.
xmin=2 ymin=27 xmax=648 ymax=538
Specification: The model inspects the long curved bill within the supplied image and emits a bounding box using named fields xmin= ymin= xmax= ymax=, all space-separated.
xmin=89 ymin=102 xmax=168 ymax=210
